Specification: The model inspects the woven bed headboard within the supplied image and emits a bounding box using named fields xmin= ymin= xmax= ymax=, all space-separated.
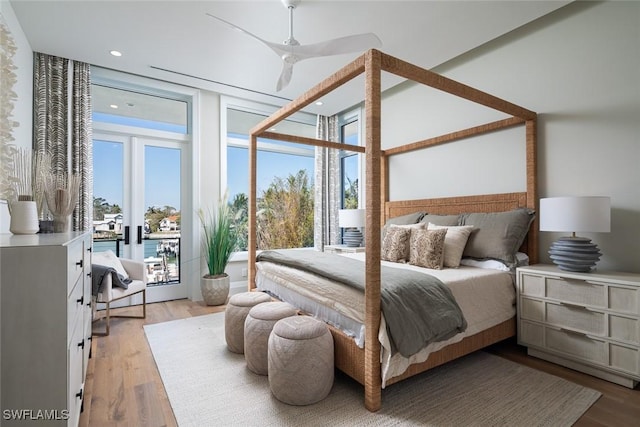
xmin=385 ymin=192 xmax=537 ymax=261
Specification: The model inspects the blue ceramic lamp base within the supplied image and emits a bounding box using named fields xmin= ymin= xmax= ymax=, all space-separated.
xmin=343 ymin=229 xmax=363 ymax=247
xmin=548 ymin=236 xmax=602 ymax=272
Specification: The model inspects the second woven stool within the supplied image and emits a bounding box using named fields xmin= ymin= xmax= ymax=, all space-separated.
xmin=244 ymin=301 xmax=297 ymax=375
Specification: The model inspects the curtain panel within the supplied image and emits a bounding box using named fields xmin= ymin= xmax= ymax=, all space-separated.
xmin=33 ymin=53 xmax=93 ymax=231
xmin=314 ymin=115 xmax=340 ymax=250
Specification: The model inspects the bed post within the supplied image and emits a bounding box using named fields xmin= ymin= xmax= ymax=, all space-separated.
xmin=364 ymin=49 xmax=383 ymax=412
xmin=525 ymin=117 xmax=538 ymax=264
xmin=380 ymin=153 xmax=389 ymax=227
xmin=248 ymin=133 xmax=258 ymax=290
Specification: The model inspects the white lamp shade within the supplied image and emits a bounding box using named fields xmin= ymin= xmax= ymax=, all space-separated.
xmin=338 ymin=209 xmax=365 ymax=228
xmin=539 ymin=196 xmax=610 ymax=233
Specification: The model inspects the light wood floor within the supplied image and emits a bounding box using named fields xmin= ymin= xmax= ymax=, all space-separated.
xmin=81 ymin=299 xmax=639 ymax=427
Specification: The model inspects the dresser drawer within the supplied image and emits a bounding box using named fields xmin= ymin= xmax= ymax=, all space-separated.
xmin=67 ymin=240 xmax=85 ymax=294
xmin=68 ymin=321 xmax=84 ymax=427
xmin=67 ymin=277 xmax=84 ymax=346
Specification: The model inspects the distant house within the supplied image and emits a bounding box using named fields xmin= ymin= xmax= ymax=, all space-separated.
xmin=93 ymin=213 xmax=123 ymax=235
xmin=159 ymin=215 xmax=179 ymax=232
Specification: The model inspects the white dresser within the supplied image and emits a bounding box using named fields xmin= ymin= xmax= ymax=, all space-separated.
xmin=1 ymin=232 xmax=93 ymax=426
xmin=517 ymin=264 xmax=640 ymax=388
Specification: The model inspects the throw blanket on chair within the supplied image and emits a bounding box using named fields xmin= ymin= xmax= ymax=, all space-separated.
xmin=256 ymin=249 xmax=467 ymax=357
xmin=92 ymin=264 xmax=132 ymax=297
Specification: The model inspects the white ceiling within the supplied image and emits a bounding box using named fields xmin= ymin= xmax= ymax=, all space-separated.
xmin=10 ymin=0 xmax=570 ymax=116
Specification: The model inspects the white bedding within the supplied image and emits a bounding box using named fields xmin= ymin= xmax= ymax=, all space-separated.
xmin=255 ymin=252 xmax=515 ymax=386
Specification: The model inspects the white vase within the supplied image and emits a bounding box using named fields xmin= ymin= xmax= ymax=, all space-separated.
xmin=201 ymin=275 xmax=230 ymax=306
xmin=9 ymin=201 xmax=40 ymax=235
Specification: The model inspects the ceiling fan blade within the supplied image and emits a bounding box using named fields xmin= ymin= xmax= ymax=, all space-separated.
xmin=206 ymin=13 xmax=289 ymax=57
xmin=276 ymin=61 xmax=294 ymax=91
xmin=294 ymin=33 xmax=382 ymax=60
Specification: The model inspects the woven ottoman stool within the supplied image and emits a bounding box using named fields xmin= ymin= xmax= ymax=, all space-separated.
xmin=224 ymin=291 xmax=271 ymax=354
xmin=244 ymin=301 xmax=297 ymax=375
xmin=268 ymin=316 xmax=334 ymax=405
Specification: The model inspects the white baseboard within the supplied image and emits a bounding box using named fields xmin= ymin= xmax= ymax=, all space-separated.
xmin=230 ymin=280 xmax=249 ymax=295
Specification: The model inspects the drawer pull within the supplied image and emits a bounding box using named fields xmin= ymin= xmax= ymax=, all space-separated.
xmin=560 ymin=302 xmax=587 ymax=310
xmin=76 ymin=296 xmax=84 ymax=305
xmin=76 ymin=259 xmax=84 ymax=268
xmin=87 ymin=247 xmax=92 ymax=253
xmin=87 ymin=271 xmax=92 ymax=278
xmin=78 ymin=340 xmax=85 ymax=349
xmin=76 ymin=389 xmax=83 ymax=400
xmin=560 ymin=327 xmax=588 ymax=337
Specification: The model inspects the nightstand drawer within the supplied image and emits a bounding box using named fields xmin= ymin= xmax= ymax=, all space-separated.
xmin=547 ymin=302 xmax=605 ymax=335
xmin=546 ymin=277 xmax=605 ymax=308
xmin=547 ymin=327 xmax=607 ymax=365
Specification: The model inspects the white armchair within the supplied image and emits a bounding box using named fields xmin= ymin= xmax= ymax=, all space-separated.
xmin=92 ymin=251 xmax=147 ymax=336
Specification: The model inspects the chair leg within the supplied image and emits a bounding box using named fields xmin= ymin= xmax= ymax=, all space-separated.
xmin=105 ymin=301 xmax=111 ymax=336
xmin=92 ymin=290 xmax=145 ymax=337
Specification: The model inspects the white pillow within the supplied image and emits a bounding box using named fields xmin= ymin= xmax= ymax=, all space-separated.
xmin=92 ymin=250 xmax=129 ymax=279
xmin=427 ymin=223 xmax=474 ymax=268
xmin=459 ymin=253 xmax=529 ymax=271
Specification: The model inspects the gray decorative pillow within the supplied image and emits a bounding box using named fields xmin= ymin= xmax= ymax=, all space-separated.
xmin=409 ymin=228 xmax=447 ymax=270
xmin=460 ymin=208 xmax=535 ymax=267
xmin=382 ymin=211 xmax=425 ymax=244
xmin=381 ymin=226 xmax=411 ymax=263
xmin=419 ymin=214 xmax=460 ymax=226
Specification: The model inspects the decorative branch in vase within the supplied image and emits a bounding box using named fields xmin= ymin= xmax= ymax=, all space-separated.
xmin=44 ymin=171 xmax=80 ymax=233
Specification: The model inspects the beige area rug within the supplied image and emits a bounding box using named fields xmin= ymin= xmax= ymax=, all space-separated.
xmin=144 ymin=312 xmax=601 ymax=427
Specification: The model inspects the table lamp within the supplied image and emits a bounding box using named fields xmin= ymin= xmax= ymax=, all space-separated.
xmin=539 ymin=196 xmax=610 ymax=272
xmin=338 ymin=209 xmax=365 ymax=247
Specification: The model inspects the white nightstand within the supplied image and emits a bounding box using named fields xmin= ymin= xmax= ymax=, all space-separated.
xmin=516 ymin=264 xmax=640 ymax=388
xmin=323 ymin=244 xmax=365 ymax=254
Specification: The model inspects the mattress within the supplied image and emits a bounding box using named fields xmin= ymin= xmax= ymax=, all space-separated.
xmin=255 ymin=252 xmax=515 ymax=386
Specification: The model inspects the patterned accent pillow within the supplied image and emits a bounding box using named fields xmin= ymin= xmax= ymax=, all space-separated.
xmin=381 ymin=226 xmax=411 ymax=262
xmin=409 ymin=228 xmax=448 ymax=269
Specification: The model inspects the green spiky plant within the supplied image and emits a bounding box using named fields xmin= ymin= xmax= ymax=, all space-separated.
xmin=198 ymin=198 xmax=238 ymax=278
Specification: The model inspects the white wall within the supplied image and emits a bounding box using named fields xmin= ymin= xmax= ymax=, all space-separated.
xmin=380 ymin=1 xmax=639 ymax=273
xmin=0 ymin=1 xmax=33 ymax=232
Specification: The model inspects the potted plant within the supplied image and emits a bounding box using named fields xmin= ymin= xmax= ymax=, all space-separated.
xmin=198 ymin=198 xmax=238 ymax=305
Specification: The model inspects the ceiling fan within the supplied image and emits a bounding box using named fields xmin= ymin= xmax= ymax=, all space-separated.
xmin=206 ymin=0 xmax=382 ymax=91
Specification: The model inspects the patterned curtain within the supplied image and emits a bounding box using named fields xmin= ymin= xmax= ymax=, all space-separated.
xmin=33 ymin=53 xmax=93 ymax=231
xmin=314 ymin=115 xmax=340 ymax=250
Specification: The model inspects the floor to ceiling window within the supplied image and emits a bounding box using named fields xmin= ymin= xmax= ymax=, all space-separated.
xmin=92 ymin=70 xmax=194 ymax=304
xmin=339 ymin=113 xmax=361 ymax=209
xmin=222 ymin=99 xmax=317 ymax=251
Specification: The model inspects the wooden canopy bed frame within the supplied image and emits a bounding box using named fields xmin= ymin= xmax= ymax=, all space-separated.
xmin=247 ymin=49 xmax=538 ymax=412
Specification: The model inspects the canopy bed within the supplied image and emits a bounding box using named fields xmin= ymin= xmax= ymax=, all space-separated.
xmin=246 ymin=49 xmax=538 ymax=412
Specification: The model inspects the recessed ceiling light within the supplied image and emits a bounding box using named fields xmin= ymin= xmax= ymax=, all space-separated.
xmin=110 ymin=50 xmax=122 ymax=57
xmin=270 ymin=127 xmax=277 ymax=131
xmin=110 ymin=104 xmax=118 ymax=109
xmin=315 ymin=101 xmax=323 ymax=106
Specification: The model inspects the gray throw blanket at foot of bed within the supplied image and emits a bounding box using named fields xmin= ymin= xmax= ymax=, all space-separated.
xmin=256 ymin=249 xmax=467 ymax=357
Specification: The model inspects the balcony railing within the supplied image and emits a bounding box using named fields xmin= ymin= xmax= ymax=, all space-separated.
xmin=92 ymin=235 xmax=181 ymax=285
